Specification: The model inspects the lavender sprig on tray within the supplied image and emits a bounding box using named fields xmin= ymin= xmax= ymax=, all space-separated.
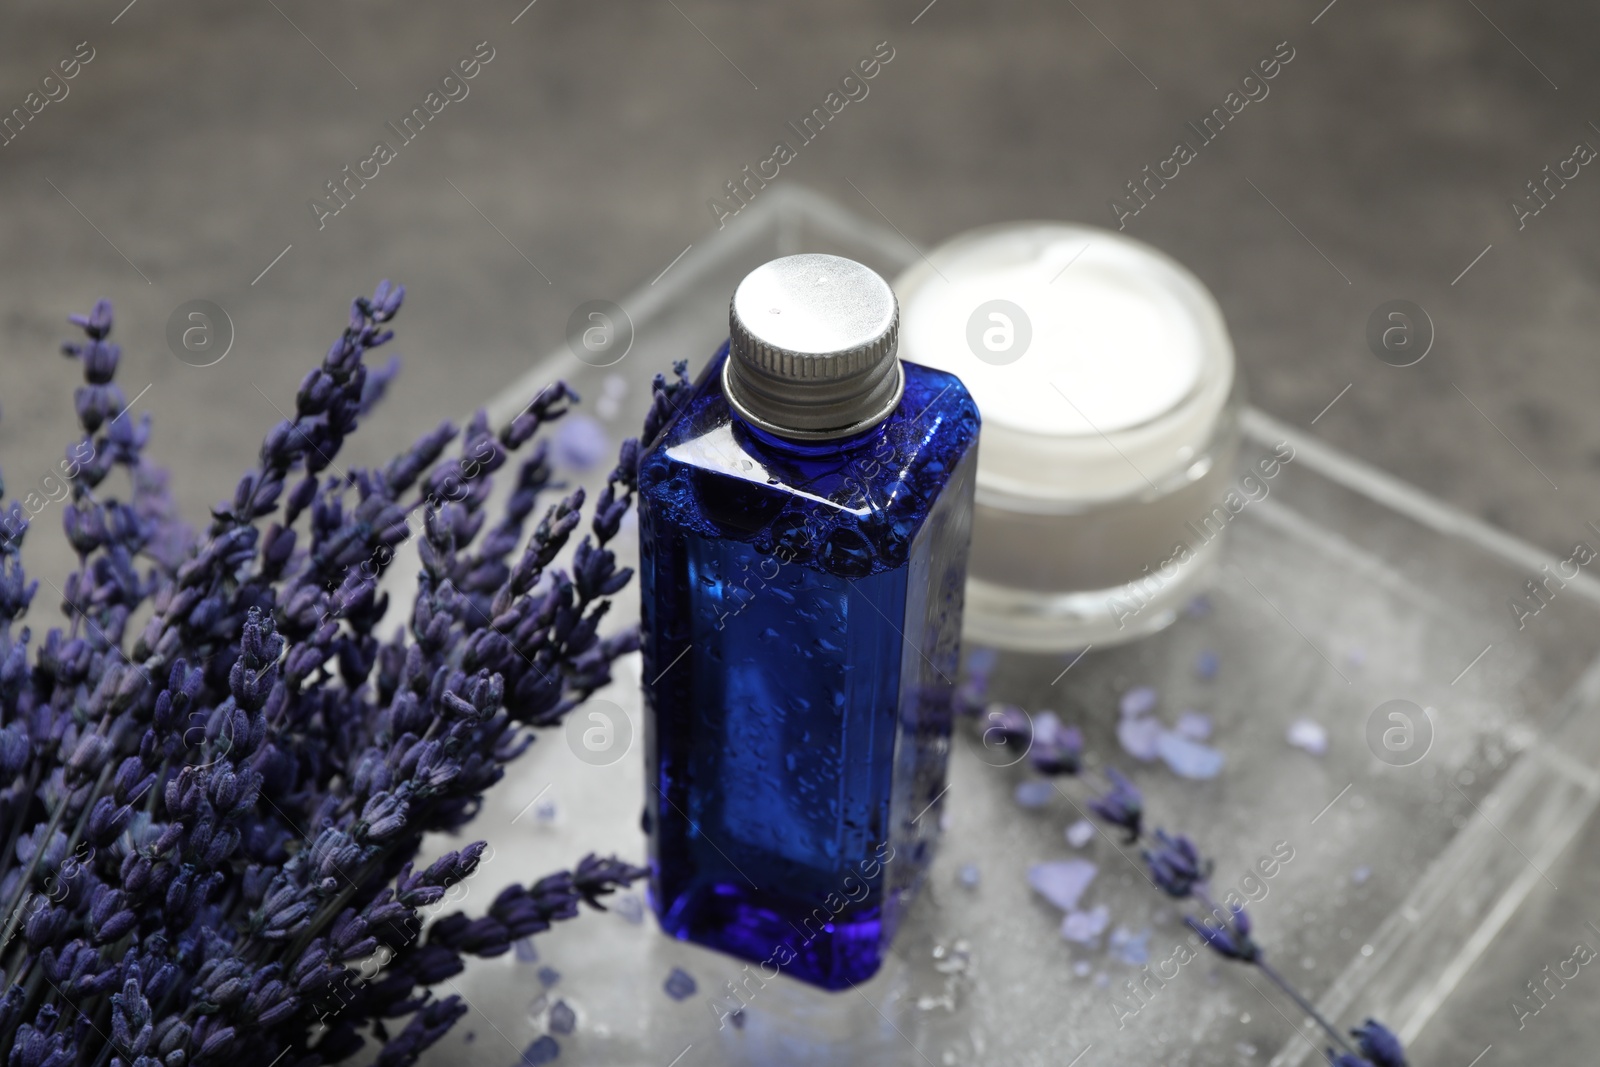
xmin=962 ymin=685 xmax=1408 ymax=1067
xmin=0 ymin=287 xmax=646 ymax=1067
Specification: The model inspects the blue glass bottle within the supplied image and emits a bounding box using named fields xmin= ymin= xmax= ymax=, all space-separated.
xmin=639 ymin=254 xmax=980 ymax=989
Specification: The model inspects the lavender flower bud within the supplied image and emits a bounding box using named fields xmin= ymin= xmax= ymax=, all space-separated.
xmin=1088 ymin=768 xmax=1144 ymax=842
xmin=1143 ymin=830 xmax=1208 ymax=899
xmin=1351 ymin=1020 xmax=1407 ymax=1067
xmin=24 ymin=901 xmax=67 ymax=950
xmin=1185 ymin=904 xmax=1259 ymax=963
xmin=85 ymin=795 xmax=133 ymax=847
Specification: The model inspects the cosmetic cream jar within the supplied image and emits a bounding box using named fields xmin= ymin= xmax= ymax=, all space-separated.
xmin=894 ymin=222 xmax=1242 ymax=651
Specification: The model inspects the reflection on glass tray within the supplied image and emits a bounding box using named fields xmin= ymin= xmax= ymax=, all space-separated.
xmin=406 ymin=187 xmax=1600 ymax=1067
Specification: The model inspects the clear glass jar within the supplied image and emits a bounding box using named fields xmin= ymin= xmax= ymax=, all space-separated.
xmin=895 ymin=222 xmax=1243 ymax=651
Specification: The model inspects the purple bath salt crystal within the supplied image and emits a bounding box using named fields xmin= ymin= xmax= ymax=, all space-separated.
xmin=521 ymin=1035 xmax=560 ymax=1065
xmin=1195 ymin=649 xmax=1220 ymax=680
xmin=958 ymin=862 xmax=981 ymax=889
xmin=1027 ymin=859 xmax=1098 ymax=911
xmin=1014 ymin=779 xmax=1055 ymax=809
xmin=1185 ymin=594 xmax=1213 ymax=618
xmin=1352 ymin=865 xmax=1373 ymax=885
xmin=1117 ymin=716 xmax=1164 ymax=762
xmin=1109 ymin=926 xmax=1152 ymax=966
xmin=1286 ymin=718 xmax=1329 ymax=756
xmin=553 ymin=412 xmax=611 ymax=470
xmin=1072 ymin=960 xmax=1094 ymax=978
xmin=548 ymin=1000 xmax=576 ymax=1035
xmin=664 ymin=967 xmax=698 ymax=1000
xmin=537 ymin=966 xmax=561 ymax=988
xmin=1156 ymin=731 xmax=1225 ymax=779
xmin=966 ymin=645 xmax=1000 ymax=678
xmin=513 ymin=937 xmax=540 ymax=964
xmin=1174 ymin=710 xmax=1213 ymax=742
xmin=1119 ymin=686 xmax=1158 ymax=719
xmin=613 ymin=892 xmax=645 ymax=924
xmin=1065 ymin=819 xmax=1096 ymax=849
xmin=1061 ymin=903 xmax=1111 ymax=944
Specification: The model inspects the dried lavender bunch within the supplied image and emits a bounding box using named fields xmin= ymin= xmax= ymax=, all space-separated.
xmin=0 ymin=285 xmax=645 ymax=1067
xmin=967 ymin=691 xmax=1407 ymax=1067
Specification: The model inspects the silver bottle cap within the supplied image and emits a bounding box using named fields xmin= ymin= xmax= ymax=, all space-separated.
xmin=723 ymin=254 xmax=905 ymax=440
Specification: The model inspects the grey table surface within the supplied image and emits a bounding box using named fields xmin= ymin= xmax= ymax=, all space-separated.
xmin=2 ymin=0 xmax=1598 ymax=1062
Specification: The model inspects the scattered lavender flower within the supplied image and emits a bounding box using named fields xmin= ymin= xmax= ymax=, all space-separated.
xmin=1349 ymin=1019 xmax=1408 ymax=1067
xmin=1088 ymin=769 xmax=1144 ymax=841
xmin=0 ymin=289 xmax=648 ymax=1067
xmin=538 ymin=966 xmax=562 ymax=988
xmin=979 ymin=703 xmax=1032 ymax=753
xmin=1174 ymin=709 xmax=1213 ymax=741
xmin=1117 ymin=715 xmax=1163 ymax=761
xmin=1064 ymin=819 xmax=1095 ymax=849
xmin=1195 ymin=649 xmax=1220 ymax=680
xmin=1050 ymin=711 xmax=1406 ymax=1063
xmin=1119 ymin=685 xmax=1158 ymax=718
xmin=1013 ymin=780 xmax=1055 ymax=809
xmin=548 ymin=999 xmax=576 ymax=1035
xmin=663 ymin=967 xmax=697 ymax=1001
xmin=521 ymin=1034 xmax=561 ymax=1065
xmin=1185 ymin=904 xmax=1260 ymax=963
xmin=958 ymin=863 xmax=981 ymax=889
xmin=1026 ymin=860 xmax=1097 ymax=912
xmin=1287 ymin=718 xmax=1330 ymax=756
xmin=1060 ymin=904 xmax=1110 ymax=945
xmin=1143 ymin=830 xmax=1210 ymax=898
xmin=1029 ymin=711 xmax=1083 ymax=776
xmin=1156 ymin=731 xmax=1226 ymax=779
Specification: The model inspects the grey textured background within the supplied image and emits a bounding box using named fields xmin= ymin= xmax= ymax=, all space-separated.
xmin=2 ymin=0 xmax=1598 ymax=1061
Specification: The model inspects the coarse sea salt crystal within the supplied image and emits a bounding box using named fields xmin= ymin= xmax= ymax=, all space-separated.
xmin=1027 ymin=860 xmax=1099 ymax=912
xmin=1174 ymin=709 xmax=1213 ymax=741
xmin=553 ymin=412 xmax=611 ymax=470
xmin=1061 ymin=904 xmax=1112 ymax=944
xmin=1286 ymin=718 xmax=1329 ymax=756
xmin=1118 ymin=716 xmax=1164 ymax=762
xmin=1014 ymin=780 xmax=1056 ymax=808
xmin=1156 ymin=731 xmax=1225 ymax=779
xmin=1120 ymin=686 xmax=1159 ymax=719
xmin=663 ymin=967 xmax=697 ymax=1000
xmin=1109 ymin=926 xmax=1152 ymax=966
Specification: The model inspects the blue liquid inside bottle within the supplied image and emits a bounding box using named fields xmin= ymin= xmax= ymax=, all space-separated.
xmin=639 ymin=339 xmax=979 ymax=989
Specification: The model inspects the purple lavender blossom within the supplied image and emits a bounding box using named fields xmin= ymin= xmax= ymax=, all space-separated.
xmin=1184 ymin=904 xmax=1259 ymax=963
xmin=1088 ymin=769 xmax=1143 ymax=841
xmin=1143 ymin=830 xmax=1209 ymax=898
xmin=0 ymin=288 xmax=646 ymax=1067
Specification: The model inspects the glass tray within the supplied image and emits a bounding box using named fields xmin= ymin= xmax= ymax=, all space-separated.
xmin=408 ymin=187 xmax=1600 ymax=1067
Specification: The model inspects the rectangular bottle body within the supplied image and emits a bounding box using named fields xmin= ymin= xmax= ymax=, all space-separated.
xmin=639 ymin=347 xmax=978 ymax=989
